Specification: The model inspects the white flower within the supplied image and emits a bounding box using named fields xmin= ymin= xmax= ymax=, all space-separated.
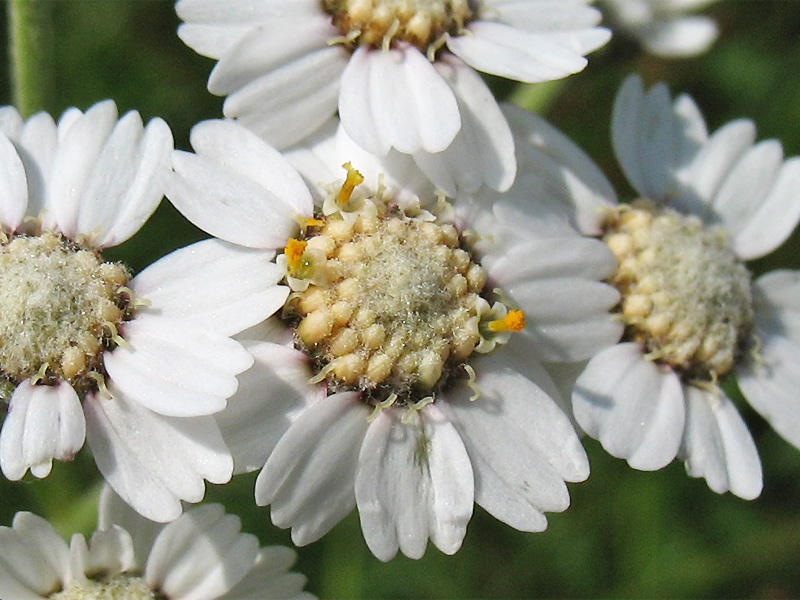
xmin=0 ymin=102 xmax=280 ymax=521
xmin=175 ymin=0 xmax=610 ymax=193
xmin=600 ymin=0 xmax=720 ymax=57
xmin=166 ymin=116 xmax=622 ymax=560
xmin=0 ymin=486 xmax=313 ymax=600
xmin=544 ymin=74 xmax=800 ymax=499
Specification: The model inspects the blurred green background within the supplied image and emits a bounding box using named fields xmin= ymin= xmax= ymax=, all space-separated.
xmin=1 ymin=1 xmax=800 ymax=598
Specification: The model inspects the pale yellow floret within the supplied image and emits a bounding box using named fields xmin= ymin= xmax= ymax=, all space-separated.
xmin=322 ymin=0 xmax=476 ymax=56
xmin=0 ymin=232 xmax=132 ymax=391
xmin=604 ymin=202 xmax=755 ymax=381
xmin=49 ymin=574 xmax=156 ymax=600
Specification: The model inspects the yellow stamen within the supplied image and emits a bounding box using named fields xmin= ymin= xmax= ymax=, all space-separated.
xmin=337 ymin=162 xmax=365 ymax=206
xmin=284 ymin=238 xmax=308 ymax=274
xmin=30 ymin=362 xmax=50 ymax=385
xmin=305 ymin=217 xmax=325 ymax=228
xmin=488 ymin=309 xmax=525 ymax=332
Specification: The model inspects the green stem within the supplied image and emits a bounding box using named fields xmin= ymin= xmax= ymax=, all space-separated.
xmin=7 ymin=0 xmax=56 ymax=117
xmin=508 ymin=79 xmax=566 ymax=115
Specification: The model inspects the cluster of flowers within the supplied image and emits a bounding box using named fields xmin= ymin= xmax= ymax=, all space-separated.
xmin=1 ymin=0 xmax=799 ymax=597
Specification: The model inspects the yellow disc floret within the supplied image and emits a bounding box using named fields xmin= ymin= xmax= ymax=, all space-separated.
xmin=49 ymin=574 xmax=156 ymax=600
xmin=488 ymin=309 xmax=525 ymax=332
xmin=603 ymin=202 xmax=754 ymax=382
xmin=323 ymin=0 xmax=477 ymax=56
xmin=284 ymin=238 xmax=310 ymax=276
xmin=281 ymin=164 xmax=522 ymax=404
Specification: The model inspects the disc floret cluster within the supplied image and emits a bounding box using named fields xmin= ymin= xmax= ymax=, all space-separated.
xmin=279 ymin=163 xmax=523 ymax=405
xmin=603 ymin=201 xmax=755 ymax=383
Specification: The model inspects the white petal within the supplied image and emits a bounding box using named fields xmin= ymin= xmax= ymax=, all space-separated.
xmin=0 ymin=513 xmax=70 ymax=598
xmin=507 ymin=277 xmax=622 ymax=362
xmin=494 ymin=1 xmax=603 ymax=32
xmin=753 ymin=269 xmax=800 ymax=314
xmin=481 ymin=229 xmax=617 ymax=286
xmin=612 ymin=75 xmax=706 ymax=204
xmin=43 ymin=100 xmax=119 ymax=237
xmin=0 ymin=380 xmax=85 ymax=480
xmin=355 ymin=406 xmax=473 ymax=561
xmin=730 ymin=157 xmax=800 ymax=260
xmin=678 ymin=119 xmax=756 ymax=217
xmin=441 ymin=350 xmax=588 ymax=533
xmin=106 ymin=315 xmax=252 ymax=417
xmin=224 ymin=46 xmax=346 ymax=150
xmin=0 ymin=133 xmax=28 ymax=230
xmin=0 ymin=106 xmax=23 ymax=137
xmin=255 ymin=392 xmax=367 ymax=546
xmin=146 ymin=505 xmax=259 ymax=600
xmin=680 ymin=386 xmax=762 ymax=500
xmin=710 ymin=140 xmax=783 ymax=250
xmin=738 ymin=331 xmax=800 ymax=452
xmin=221 ymin=547 xmax=308 ymax=600
xmin=176 ymin=0 xmax=319 ymax=57
xmin=97 ymin=486 xmax=162 ymax=570
xmin=339 ymin=46 xmax=460 ymax=156
xmin=15 ymin=111 xmax=59 ymax=218
xmin=216 ymin=341 xmax=323 ymax=474
xmin=73 ymin=114 xmax=172 ymax=247
xmin=412 ymin=56 xmax=515 ymax=195
xmin=81 ymin=527 xmax=136 ymax=579
xmin=132 ymin=238 xmax=286 ymax=336
xmin=446 ymin=21 xmax=607 ymax=83
xmin=501 ymin=103 xmax=617 ymax=235
xmin=84 ymin=392 xmax=233 ymax=523
xmin=207 ymin=15 xmax=334 ymax=95
xmin=573 ymin=343 xmax=686 ymax=470
xmin=167 ymin=120 xmax=312 ymax=249
xmin=192 ymin=119 xmax=313 ymax=215
xmin=637 ymin=16 xmax=718 ymax=58
xmin=177 ymin=0 xmax=316 ymax=25
xmin=56 ymin=107 xmax=84 ymax=140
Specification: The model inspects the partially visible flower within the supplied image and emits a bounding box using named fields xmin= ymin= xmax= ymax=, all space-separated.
xmin=166 ymin=116 xmax=621 ymax=560
xmin=0 ymin=102 xmax=278 ymax=521
xmin=175 ymin=0 xmax=610 ymax=193
xmin=0 ymin=486 xmax=313 ymax=600
xmin=536 ymin=74 xmax=800 ymax=499
xmin=600 ymin=0 xmax=720 ymax=57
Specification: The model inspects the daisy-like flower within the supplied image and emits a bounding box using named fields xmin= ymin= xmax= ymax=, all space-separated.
xmin=166 ymin=116 xmax=622 ymax=560
xmin=0 ymin=486 xmax=313 ymax=600
xmin=542 ymin=75 xmax=800 ymax=499
xmin=0 ymin=101 xmax=281 ymax=521
xmin=600 ymin=0 xmax=720 ymax=58
xmin=174 ymin=0 xmax=610 ymax=193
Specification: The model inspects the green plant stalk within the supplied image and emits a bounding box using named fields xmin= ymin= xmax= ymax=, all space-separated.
xmin=7 ymin=0 xmax=56 ymax=117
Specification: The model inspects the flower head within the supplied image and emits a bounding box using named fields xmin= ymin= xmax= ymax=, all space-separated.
xmin=0 ymin=487 xmax=313 ymax=600
xmin=175 ymin=0 xmax=610 ymax=193
xmin=166 ymin=116 xmax=622 ymax=559
xmin=0 ymin=102 xmax=278 ymax=521
xmin=600 ymin=0 xmax=720 ymax=57
xmin=539 ymin=74 xmax=800 ymax=499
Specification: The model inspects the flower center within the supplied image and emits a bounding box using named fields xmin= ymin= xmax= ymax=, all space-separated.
xmin=322 ymin=0 xmax=477 ymax=55
xmin=0 ymin=231 xmax=133 ymax=394
xmin=603 ymin=202 xmax=754 ymax=382
xmin=49 ymin=574 xmax=157 ymax=600
xmin=280 ymin=164 xmax=523 ymax=405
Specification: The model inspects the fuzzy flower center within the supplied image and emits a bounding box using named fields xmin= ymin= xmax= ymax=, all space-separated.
xmin=49 ymin=574 xmax=157 ymax=600
xmin=280 ymin=164 xmax=522 ymax=405
xmin=322 ymin=0 xmax=477 ymax=55
xmin=603 ymin=203 xmax=754 ymax=382
xmin=0 ymin=231 xmax=133 ymax=393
